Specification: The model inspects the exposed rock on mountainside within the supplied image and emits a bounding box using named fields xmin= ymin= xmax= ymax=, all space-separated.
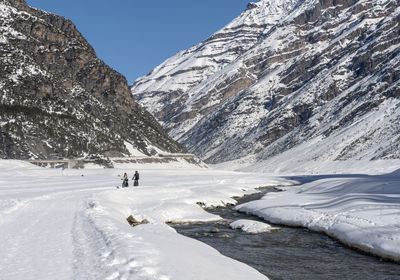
xmin=131 ymin=0 xmax=400 ymax=166
xmin=0 ymin=0 xmax=186 ymax=159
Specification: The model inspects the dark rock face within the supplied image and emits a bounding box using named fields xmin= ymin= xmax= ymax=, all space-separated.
xmin=0 ymin=0 xmax=186 ymax=159
xmin=131 ymin=0 xmax=400 ymax=165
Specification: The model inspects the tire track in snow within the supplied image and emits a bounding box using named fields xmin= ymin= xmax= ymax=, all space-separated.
xmin=71 ymin=202 xmax=119 ymax=279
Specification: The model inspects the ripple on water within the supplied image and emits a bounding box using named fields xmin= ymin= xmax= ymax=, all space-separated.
xmin=171 ymin=188 xmax=400 ymax=280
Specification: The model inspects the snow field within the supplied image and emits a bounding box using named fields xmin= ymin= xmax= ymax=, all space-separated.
xmin=2 ymin=158 xmax=399 ymax=279
xmin=0 ymin=160 xmax=293 ymax=280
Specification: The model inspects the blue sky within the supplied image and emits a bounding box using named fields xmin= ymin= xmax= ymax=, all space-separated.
xmin=26 ymin=0 xmax=253 ymax=84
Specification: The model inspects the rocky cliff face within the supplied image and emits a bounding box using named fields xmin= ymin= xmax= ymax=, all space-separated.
xmin=0 ymin=0 xmax=186 ymax=159
xmin=131 ymin=0 xmax=400 ymax=166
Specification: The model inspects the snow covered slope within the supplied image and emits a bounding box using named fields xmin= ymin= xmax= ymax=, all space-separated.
xmin=131 ymin=0 xmax=400 ymax=167
xmin=0 ymin=0 xmax=185 ymax=159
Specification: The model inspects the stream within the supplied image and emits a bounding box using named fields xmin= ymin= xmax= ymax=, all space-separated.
xmin=171 ymin=187 xmax=400 ymax=280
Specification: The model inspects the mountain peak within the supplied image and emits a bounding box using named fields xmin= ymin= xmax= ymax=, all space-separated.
xmin=246 ymin=2 xmax=260 ymax=10
xmin=225 ymin=0 xmax=299 ymax=29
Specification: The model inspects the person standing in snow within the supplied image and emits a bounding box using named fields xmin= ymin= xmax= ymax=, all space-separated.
xmin=122 ymin=173 xmax=129 ymax=188
xmin=133 ymin=171 xmax=139 ymax=186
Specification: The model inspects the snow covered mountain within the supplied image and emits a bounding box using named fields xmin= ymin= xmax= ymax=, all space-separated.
xmin=0 ymin=0 xmax=186 ymax=159
xmin=131 ymin=0 xmax=400 ymax=167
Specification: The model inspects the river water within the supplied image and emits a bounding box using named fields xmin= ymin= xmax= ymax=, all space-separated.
xmin=171 ymin=188 xmax=400 ymax=280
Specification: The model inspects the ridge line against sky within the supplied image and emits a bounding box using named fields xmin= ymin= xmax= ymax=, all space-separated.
xmin=26 ymin=0 xmax=254 ymax=84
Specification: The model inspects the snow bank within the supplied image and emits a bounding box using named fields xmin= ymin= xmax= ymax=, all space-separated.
xmin=236 ymin=170 xmax=400 ymax=262
xmin=230 ymin=219 xmax=279 ymax=234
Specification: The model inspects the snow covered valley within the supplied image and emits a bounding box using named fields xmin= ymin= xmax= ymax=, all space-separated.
xmin=1 ymin=160 xmax=400 ymax=279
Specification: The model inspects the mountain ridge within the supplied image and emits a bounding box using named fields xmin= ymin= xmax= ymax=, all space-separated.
xmin=131 ymin=0 xmax=400 ymax=166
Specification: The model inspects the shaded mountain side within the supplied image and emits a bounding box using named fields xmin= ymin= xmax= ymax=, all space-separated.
xmin=0 ymin=0 xmax=186 ymax=159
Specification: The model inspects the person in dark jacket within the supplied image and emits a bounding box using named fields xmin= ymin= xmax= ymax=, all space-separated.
xmin=133 ymin=171 xmax=139 ymax=186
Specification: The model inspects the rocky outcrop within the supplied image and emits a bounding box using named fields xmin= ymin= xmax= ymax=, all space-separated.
xmin=126 ymin=215 xmax=149 ymax=227
xmin=0 ymin=0 xmax=186 ymax=159
xmin=131 ymin=0 xmax=400 ymax=165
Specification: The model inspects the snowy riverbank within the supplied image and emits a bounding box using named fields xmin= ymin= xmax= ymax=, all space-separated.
xmin=237 ymin=170 xmax=400 ymax=262
xmin=0 ymin=160 xmax=292 ymax=280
